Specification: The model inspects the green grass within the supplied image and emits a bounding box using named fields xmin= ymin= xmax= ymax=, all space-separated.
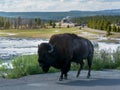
xmin=1 ymin=27 xmax=120 ymax=41
xmin=91 ymin=49 xmax=116 ymax=70
xmin=0 ymin=47 xmax=120 ymax=79
xmin=6 ymin=55 xmax=44 ymax=78
xmin=0 ymin=55 xmax=59 ymax=78
xmin=8 ymin=55 xmax=41 ymax=78
xmin=0 ymin=27 xmax=80 ymax=38
xmin=0 ymin=27 xmax=120 ymax=78
xmin=0 ymin=60 xmax=2 ymax=64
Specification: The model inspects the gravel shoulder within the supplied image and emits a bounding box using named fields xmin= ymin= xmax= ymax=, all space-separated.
xmin=0 ymin=70 xmax=120 ymax=90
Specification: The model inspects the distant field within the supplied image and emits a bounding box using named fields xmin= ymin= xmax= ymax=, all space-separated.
xmin=0 ymin=27 xmax=80 ymax=38
xmin=0 ymin=27 xmax=120 ymax=41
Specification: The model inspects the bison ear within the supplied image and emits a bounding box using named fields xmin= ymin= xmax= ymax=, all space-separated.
xmin=48 ymin=44 xmax=54 ymax=53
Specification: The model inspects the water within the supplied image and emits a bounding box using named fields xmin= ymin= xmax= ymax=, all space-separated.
xmin=0 ymin=37 xmax=48 ymax=60
xmin=98 ymin=42 xmax=120 ymax=51
xmin=0 ymin=37 xmax=120 ymax=60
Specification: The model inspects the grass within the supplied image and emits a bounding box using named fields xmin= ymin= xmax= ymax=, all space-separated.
xmin=0 ymin=60 xmax=2 ymax=64
xmin=0 ymin=47 xmax=120 ymax=79
xmin=0 ymin=27 xmax=120 ymax=42
xmin=113 ymin=47 xmax=120 ymax=68
xmin=7 ymin=55 xmax=41 ymax=78
xmin=91 ymin=49 xmax=116 ymax=70
xmin=0 ymin=27 xmax=120 ymax=78
xmin=0 ymin=27 xmax=80 ymax=38
xmin=0 ymin=55 xmax=59 ymax=78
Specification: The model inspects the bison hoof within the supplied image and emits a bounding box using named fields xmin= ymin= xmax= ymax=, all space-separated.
xmin=63 ymin=76 xmax=67 ymax=80
xmin=59 ymin=78 xmax=63 ymax=81
xmin=76 ymin=74 xmax=79 ymax=78
xmin=87 ymin=75 xmax=90 ymax=79
xmin=59 ymin=77 xmax=68 ymax=81
xmin=59 ymin=77 xmax=64 ymax=81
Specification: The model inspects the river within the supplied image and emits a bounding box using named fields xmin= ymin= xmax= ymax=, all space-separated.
xmin=0 ymin=37 xmax=120 ymax=61
xmin=0 ymin=37 xmax=48 ymax=60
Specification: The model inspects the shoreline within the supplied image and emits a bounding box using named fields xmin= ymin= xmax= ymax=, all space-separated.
xmin=0 ymin=27 xmax=120 ymax=42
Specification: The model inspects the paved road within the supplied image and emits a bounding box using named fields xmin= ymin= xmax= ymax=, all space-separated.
xmin=0 ymin=70 xmax=120 ymax=90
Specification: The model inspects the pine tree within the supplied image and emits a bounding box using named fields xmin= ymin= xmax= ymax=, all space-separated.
xmin=35 ymin=18 xmax=41 ymax=28
xmin=117 ymin=27 xmax=120 ymax=32
xmin=49 ymin=20 xmax=53 ymax=26
xmin=106 ymin=25 xmax=111 ymax=36
xmin=112 ymin=24 xmax=117 ymax=32
xmin=52 ymin=22 xmax=56 ymax=28
xmin=17 ymin=16 xmax=22 ymax=29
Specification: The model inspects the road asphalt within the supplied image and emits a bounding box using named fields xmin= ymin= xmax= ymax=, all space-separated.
xmin=0 ymin=70 xmax=120 ymax=90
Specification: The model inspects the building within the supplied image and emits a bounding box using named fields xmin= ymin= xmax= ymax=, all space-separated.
xmin=56 ymin=16 xmax=75 ymax=28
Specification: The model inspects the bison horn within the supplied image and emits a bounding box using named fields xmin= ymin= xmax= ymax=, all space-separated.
xmin=48 ymin=44 xmax=54 ymax=53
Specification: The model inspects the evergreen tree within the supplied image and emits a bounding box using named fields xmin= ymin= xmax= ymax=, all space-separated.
xmin=35 ymin=18 xmax=41 ymax=28
xmin=17 ymin=16 xmax=22 ymax=29
xmin=106 ymin=25 xmax=111 ymax=36
xmin=49 ymin=20 xmax=53 ymax=26
xmin=112 ymin=24 xmax=117 ymax=32
xmin=118 ymin=27 xmax=120 ymax=32
xmin=52 ymin=22 xmax=56 ymax=28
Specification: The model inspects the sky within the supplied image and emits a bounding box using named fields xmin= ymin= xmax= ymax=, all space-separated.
xmin=0 ymin=0 xmax=120 ymax=12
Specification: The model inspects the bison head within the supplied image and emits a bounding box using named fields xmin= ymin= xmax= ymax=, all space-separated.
xmin=38 ymin=43 xmax=56 ymax=73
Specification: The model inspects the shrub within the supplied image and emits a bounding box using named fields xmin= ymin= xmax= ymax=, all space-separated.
xmin=71 ymin=63 xmax=79 ymax=71
xmin=0 ymin=60 xmax=8 ymax=78
xmin=92 ymin=51 xmax=104 ymax=70
xmin=0 ymin=60 xmax=2 ymax=64
xmin=6 ymin=55 xmax=43 ymax=78
xmin=117 ymin=67 xmax=120 ymax=70
xmin=4 ymin=55 xmax=59 ymax=78
xmin=113 ymin=47 xmax=120 ymax=67
xmin=87 ymin=49 xmax=116 ymax=70
xmin=0 ymin=47 xmax=120 ymax=79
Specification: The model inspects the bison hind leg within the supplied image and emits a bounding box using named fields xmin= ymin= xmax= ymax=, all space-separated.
xmin=76 ymin=61 xmax=84 ymax=78
xmin=87 ymin=55 xmax=93 ymax=79
xmin=59 ymin=73 xmax=68 ymax=81
xmin=63 ymin=73 xmax=68 ymax=79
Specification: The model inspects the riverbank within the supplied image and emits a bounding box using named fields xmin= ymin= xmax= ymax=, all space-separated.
xmin=0 ymin=27 xmax=120 ymax=41
xmin=0 ymin=47 xmax=120 ymax=79
xmin=83 ymin=27 xmax=120 ymax=38
xmin=0 ymin=37 xmax=48 ymax=60
xmin=0 ymin=27 xmax=120 ymax=79
xmin=0 ymin=28 xmax=79 ymax=38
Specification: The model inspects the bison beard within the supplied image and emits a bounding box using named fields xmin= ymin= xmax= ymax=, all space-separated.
xmin=38 ymin=33 xmax=94 ymax=81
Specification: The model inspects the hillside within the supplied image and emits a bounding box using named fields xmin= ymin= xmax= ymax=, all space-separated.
xmin=0 ymin=9 xmax=120 ymax=20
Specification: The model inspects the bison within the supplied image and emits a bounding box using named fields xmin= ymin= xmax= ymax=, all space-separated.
xmin=38 ymin=33 xmax=94 ymax=81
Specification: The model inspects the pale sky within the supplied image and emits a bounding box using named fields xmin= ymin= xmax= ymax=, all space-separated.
xmin=0 ymin=0 xmax=120 ymax=12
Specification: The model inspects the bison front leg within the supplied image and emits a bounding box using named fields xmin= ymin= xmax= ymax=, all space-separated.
xmin=59 ymin=62 xmax=71 ymax=81
xmin=59 ymin=70 xmax=68 ymax=81
xmin=59 ymin=72 xmax=67 ymax=81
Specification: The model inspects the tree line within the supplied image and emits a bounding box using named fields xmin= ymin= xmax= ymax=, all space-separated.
xmin=71 ymin=15 xmax=120 ymax=33
xmin=87 ymin=16 xmax=120 ymax=33
xmin=0 ymin=16 xmax=42 ymax=29
xmin=0 ymin=16 xmax=57 ymax=30
xmin=1 ymin=15 xmax=120 ymax=33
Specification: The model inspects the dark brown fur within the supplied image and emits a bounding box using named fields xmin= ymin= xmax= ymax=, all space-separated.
xmin=38 ymin=33 xmax=94 ymax=81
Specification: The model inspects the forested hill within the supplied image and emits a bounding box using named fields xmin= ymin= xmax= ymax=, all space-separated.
xmin=0 ymin=9 xmax=120 ymax=20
